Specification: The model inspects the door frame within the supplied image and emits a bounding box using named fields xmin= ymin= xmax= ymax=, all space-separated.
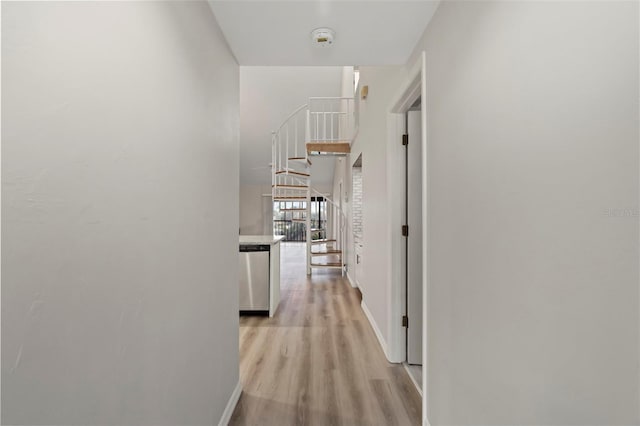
xmin=386 ymin=51 xmax=428 ymax=425
xmin=405 ymin=108 xmax=423 ymax=366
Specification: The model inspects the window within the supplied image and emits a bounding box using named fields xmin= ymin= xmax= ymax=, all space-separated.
xmin=354 ymin=69 xmax=360 ymax=94
xmin=273 ymin=197 xmax=327 ymax=241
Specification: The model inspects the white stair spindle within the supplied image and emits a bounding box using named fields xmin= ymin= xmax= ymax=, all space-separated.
xmin=294 ymin=119 xmax=298 ymax=158
xmin=331 ymin=102 xmax=334 ymax=142
xmin=278 ymin=133 xmax=281 ymax=173
xmin=309 ymin=111 xmax=312 ymax=143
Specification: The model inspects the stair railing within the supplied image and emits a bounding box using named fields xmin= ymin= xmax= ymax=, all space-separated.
xmin=310 ymin=187 xmax=347 ymax=277
xmin=272 ymin=103 xmax=308 ymax=201
xmin=272 ymin=97 xmax=355 ymax=183
xmin=308 ymin=97 xmax=354 ymax=143
xmin=272 ymin=97 xmax=354 ymax=275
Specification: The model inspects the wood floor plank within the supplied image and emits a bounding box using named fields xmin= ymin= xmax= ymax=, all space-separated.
xmin=387 ymin=366 xmax=422 ymax=422
xmin=369 ymin=379 xmax=401 ymax=426
xmin=230 ymin=242 xmax=421 ymax=426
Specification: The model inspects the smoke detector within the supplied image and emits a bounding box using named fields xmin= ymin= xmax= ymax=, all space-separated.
xmin=311 ymin=28 xmax=335 ymax=48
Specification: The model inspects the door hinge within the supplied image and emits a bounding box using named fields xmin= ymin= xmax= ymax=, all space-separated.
xmin=402 ymin=225 xmax=409 ymax=237
xmin=402 ymin=315 xmax=409 ymax=327
xmin=402 ymin=134 xmax=409 ymax=146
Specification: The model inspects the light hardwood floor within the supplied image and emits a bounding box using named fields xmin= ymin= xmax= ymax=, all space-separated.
xmin=230 ymin=243 xmax=421 ymax=426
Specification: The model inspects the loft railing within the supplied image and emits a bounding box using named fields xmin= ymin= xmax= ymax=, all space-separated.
xmin=308 ymin=97 xmax=355 ymax=143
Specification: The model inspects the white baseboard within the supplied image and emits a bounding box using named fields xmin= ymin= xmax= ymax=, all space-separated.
xmin=402 ymin=362 xmax=423 ymax=397
xmin=346 ymin=271 xmax=357 ymax=288
xmin=360 ymin=300 xmax=392 ymax=362
xmin=218 ymin=380 xmax=242 ymax=426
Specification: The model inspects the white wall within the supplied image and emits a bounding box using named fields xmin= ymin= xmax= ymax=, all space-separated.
xmin=341 ymin=66 xmax=355 ymax=99
xmin=2 ymin=2 xmax=240 ymax=425
xmin=410 ymin=1 xmax=638 ymax=424
xmin=347 ymin=67 xmax=406 ymax=353
xmin=240 ymin=184 xmax=271 ymax=235
xmin=333 ymin=66 xmax=360 ymax=287
xmin=346 ymin=1 xmax=639 ymax=424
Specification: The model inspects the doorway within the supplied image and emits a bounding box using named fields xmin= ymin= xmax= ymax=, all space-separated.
xmin=404 ymin=102 xmax=423 ymax=390
xmin=387 ymin=51 xmax=427 ymax=423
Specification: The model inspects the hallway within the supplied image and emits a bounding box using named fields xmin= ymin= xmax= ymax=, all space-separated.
xmin=230 ymin=243 xmax=421 ymax=425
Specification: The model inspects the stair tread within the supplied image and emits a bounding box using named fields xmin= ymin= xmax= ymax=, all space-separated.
xmin=311 ymin=249 xmax=342 ymax=255
xmin=288 ymin=157 xmax=312 ymax=165
xmin=280 ymin=208 xmax=307 ymax=211
xmin=307 ymin=142 xmax=350 ymax=154
xmin=273 ymin=184 xmax=309 ymax=189
xmin=310 ymin=262 xmax=343 ymax=267
xmin=275 ymin=169 xmax=310 ymax=177
xmin=273 ymin=196 xmax=307 ymax=200
xmin=311 ymin=239 xmax=337 ymax=244
xmin=308 ymin=140 xmax=351 ymax=144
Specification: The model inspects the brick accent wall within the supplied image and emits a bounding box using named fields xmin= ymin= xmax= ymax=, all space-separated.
xmin=352 ymin=167 xmax=363 ymax=236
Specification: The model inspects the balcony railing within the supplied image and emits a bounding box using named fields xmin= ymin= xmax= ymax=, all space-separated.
xmin=273 ymin=220 xmax=327 ymax=242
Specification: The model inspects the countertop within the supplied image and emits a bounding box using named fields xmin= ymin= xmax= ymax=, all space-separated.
xmin=239 ymin=235 xmax=285 ymax=246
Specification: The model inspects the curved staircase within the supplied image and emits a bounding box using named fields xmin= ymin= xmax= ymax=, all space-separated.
xmin=272 ymin=97 xmax=354 ymax=275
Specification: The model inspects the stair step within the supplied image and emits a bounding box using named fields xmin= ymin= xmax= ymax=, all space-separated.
xmin=311 ymin=239 xmax=337 ymax=245
xmin=280 ymin=208 xmax=307 ymax=211
xmin=307 ymin=142 xmax=350 ymax=154
xmin=310 ymin=262 xmax=343 ymax=268
xmin=273 ymin=184 xmax=309 ymax=190
xmin=273 ymin=196 xmax=307 ymax=201
xmin=291 ymin=218 xmax=307 ymax=223
xmin=311 ymin=249 xmax=342 ymax=256
xmin=288 ymin=157 xmax=312 ymax=166
xmin=275 ymin=169 xmax=310 ymax=178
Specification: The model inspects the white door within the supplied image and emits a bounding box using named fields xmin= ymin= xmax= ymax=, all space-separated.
xmin=407 ymin=109 xmax=423 ymax=365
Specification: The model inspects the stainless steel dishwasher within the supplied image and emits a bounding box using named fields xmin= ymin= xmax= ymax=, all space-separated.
xmin=239 ymin=244 xmax=270 ymax=314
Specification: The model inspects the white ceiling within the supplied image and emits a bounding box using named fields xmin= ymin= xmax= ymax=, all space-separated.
xmin=208 ymin=1 xmax=441 ymax=66
xmin=240 ymin=66 xmax=343 ymax=184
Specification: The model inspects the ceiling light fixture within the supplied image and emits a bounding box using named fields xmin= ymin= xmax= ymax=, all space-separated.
xmin=311 ymin=28 xmax=335 ymax=48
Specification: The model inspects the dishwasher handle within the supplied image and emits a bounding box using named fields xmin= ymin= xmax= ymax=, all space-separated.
xmin=240 ymin=244 xmax=270 ymax=252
